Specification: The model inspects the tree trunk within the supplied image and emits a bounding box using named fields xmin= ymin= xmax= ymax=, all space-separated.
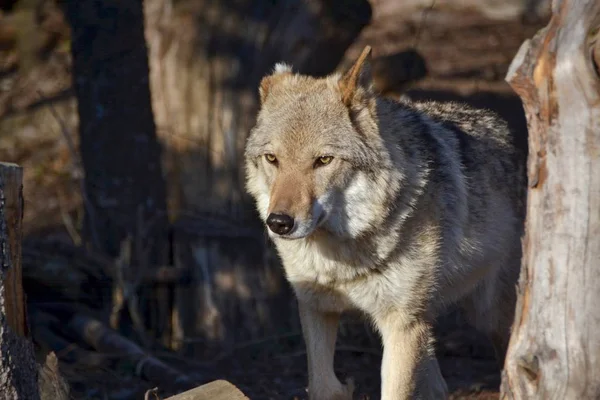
xmin=143 ymin=0 xmax=371 ymax=353
xmin=501 ymin=0 xmax=600 ymax=398
xmin=62 ymin=0 xmax=170 ymax=344
xmin=0 ymin=162 xmax=39 ymax=400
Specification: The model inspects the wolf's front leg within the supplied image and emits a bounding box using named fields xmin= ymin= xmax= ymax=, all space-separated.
xmin=377 ymin=315 xmax=437 ymax=400
xmin=298 ymin=303 xmax=354 ymax=400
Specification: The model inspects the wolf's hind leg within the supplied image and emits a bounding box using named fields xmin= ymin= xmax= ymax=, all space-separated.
xmin=298 ymin=303 xmax=353 ymax=400
xmin=415 ymin=355 xmax=449 ymax=400
xmin=459 ymin=265 xmax=518 ymax=369
xmin=489 ymin=329 xmax=510 ymax=369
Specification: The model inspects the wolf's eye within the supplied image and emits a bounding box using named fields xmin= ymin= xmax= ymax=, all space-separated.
xmin=265 ymin=154 xmax=277 ymax=164
xmin=315 ymin=156 xmax=333 ymax=167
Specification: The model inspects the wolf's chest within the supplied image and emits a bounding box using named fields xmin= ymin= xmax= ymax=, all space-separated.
xmin=272 ymin=237 xmax=393 ymax=313
xmin=273 ymin=234 xmax=438 ymax=315
xmin=275 ymin=238 xmax=374 ymax=285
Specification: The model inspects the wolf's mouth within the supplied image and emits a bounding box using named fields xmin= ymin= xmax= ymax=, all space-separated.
xmin=276 ymin=235 xmax=299 ymax=241
xmin=316 ymin=213 xmax=326 ymax=227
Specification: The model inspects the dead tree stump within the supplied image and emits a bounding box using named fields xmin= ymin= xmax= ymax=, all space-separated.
xmin=501 ymin=0 xmax=600 ymax=398
xmin=0 ymin=162 xmax=39 ymax=400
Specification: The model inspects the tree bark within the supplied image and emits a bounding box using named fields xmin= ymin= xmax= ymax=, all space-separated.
xmin=62 ymin=0 xmax=171 ymax=344
xmin=0 ymin=162 xmax=40 ymax=400
xmin=0 ymin=163 xmax=25 ymax=338
xmin=143 ymin=0 xmax=371 ymax=353
xmin=501 ymin=0 xmax=600 ymax=398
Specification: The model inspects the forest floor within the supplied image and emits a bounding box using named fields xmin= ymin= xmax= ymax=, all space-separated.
xmin=0 ymin=2 xmax=546 ymax=399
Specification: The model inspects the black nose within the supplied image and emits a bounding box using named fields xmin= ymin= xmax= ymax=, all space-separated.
xmin=266 ymin=213 xmax=294 ymax=235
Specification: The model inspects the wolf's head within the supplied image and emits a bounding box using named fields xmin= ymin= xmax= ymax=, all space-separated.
xmin=245 ymin=46 xmax=404 ymax=240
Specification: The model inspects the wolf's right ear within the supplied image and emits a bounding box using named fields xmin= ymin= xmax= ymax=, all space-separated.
xmin=339 ymin=45 xmax=373 ymax=106
xmin=259 ymin=63 xmax=293 ymax=104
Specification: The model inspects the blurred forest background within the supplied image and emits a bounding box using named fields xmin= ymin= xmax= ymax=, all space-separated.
xmin=0 ymin=0 xmax=550 ymax=398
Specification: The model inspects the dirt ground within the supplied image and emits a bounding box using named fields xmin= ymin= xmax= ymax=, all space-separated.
xmin=0 ymin=3 xmax=547 ymax=399
xmin=188 ymin=309 xmax=504 ymax=399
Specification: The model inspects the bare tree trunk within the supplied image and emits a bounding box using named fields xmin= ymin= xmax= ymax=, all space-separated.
xmin=0 ymin=163 xmax=39 ymax=400
xmin=63 ymin=0 xmax=170 ymax=344
xmin=501 ymin=0 xmax=600 ymax=398
xmin=143 ymin=0 xmax=371 ymax=353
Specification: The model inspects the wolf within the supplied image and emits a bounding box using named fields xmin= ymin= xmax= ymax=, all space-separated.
xmin=244 ymin=46 xmax=526 ymax=400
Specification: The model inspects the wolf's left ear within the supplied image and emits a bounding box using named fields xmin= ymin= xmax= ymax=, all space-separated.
xmin=259 ymin=63 xmax=293 ymax=104
xmin=339 ymin=45 xmax=373 ymax=106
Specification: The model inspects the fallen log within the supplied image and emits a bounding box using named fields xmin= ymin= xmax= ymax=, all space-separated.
xmin=163 ymin=380 xmax=248 ymax=400
xmin=67 ymin=312 xmax=196 ymax=392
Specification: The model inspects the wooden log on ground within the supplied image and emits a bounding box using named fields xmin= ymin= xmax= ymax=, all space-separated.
xmin=501 ymin=0 xmax=600 ymax=398
xmin=164 ymin=380 xmax=248 ymax=400
xmin=37 ymin=352 xmax=69 ymax=400
xmin=67 ymin=312 xmax=196 ymax=392
xmin=0 ymin=162 xmax=39 ymax=399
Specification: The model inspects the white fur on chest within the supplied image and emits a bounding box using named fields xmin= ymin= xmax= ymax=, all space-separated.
xmin=274 ymin=235 xmax=425 ymax=317
xmin=276 ymin=237 xmax=366 ymax=285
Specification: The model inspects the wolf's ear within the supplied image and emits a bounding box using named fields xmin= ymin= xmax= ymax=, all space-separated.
xmin=259 ymin=63 xmax=293 ymax=104
xmin=339 ymin=45 xmax=373 ymax=106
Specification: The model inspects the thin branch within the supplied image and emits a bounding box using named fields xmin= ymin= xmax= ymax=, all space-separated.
xmin=119 ymin=237 xmax=152 ymax=348
xmin=56 ymin=188 xmax=82 ymax=246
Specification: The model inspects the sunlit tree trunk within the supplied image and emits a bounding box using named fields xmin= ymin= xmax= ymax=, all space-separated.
xmin=501 ymin=0 xmax=600 ymax=398
xmin=143 ymin=0 xmax=371 ymax=353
